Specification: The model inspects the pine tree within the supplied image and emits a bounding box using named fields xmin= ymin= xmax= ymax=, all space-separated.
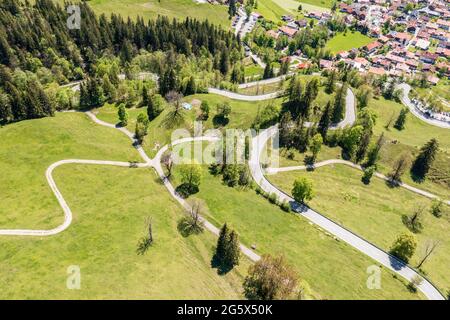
xmin=332 ymin=83 xmax=347 ymax=123
xmin=355 ymin=129 xmax=372 ymax=163
xmin=102 ymin=75 xmax=116 ymax=102
xmin=411 ymin=139 xmax=439 ymax=180
xmin=5 ymin=81 xmax=26 ymax=121
xmin=366 ymin=133 xmax=385 ymax=167
xmin=303 ymin=78 xmax=319 ymax=118
xmin=214 ymin=223 xmax=230 ymax=266
xmin=279 ymin=111 xmax=293 ymax=148
xmin=220 ymin=49 xmax=230 ymax=75
xmin=142 ymin=85 xmax=150 ymax=107
xmin=325 ymin=70 xmax=337 ymax=94
xmin=318 ymin=101 xmax=332 ymax=140
xmin=225 ymin=230 xmax=240 ymax=268
xmin=0 ymin=32 xmax=13 ymax=66
xmin=118 ymin=103 xmax=128 ymax=127
xmin=184 ymin=76 xmax=196 ymax=96
xmin=263 ymin=63 xmax=274 ymax=79
xmin=147 ymin=94 xmax=164 ymax=121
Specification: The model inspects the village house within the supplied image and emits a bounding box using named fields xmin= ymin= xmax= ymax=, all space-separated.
xmin=279 ymin=26 xmax=298 ymax=38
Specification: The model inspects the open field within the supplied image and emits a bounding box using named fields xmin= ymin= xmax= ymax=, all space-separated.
xmin=169 ymin=162 xmax=424 ymax=299
xmin=268 ymin=164 xmax=450 ymax=295
xmin=0 ymin=113 xmax=141 ymax=229
xmin=326 ymin=31 xmax=373 ymax=54
xmin=368 ymin=96 xmax=450 ymax=199
xmin=415 ymin=80 xmax=450 ymax=102
xmin=257 ymin=0 xmax=293 ymax=22
xmin=298 ymin=0 xmax=334 ymax=10
xmin=266 ymin=0 xmax=331 ymax=16
xmin=51 ymin=0 xmax=230 ymax=28
xmin=370 ymin=97 xmax=450 ymax=151
xmin=94 ymin=94 xmax=284 ymax=157
xmin=0 ymin=165 xmax=247 ymax=299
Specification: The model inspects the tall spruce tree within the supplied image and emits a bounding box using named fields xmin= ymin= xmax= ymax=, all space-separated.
xmin=214 ymin=223 xmax=230 ymax=266
xmin=318 ymin=101 xmax=332 ymax=140
xmin=332 ymin=83 xmax=347 ymax=123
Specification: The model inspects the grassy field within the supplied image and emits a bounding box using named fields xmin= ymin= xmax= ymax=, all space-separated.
xmin=52 ymin=0 xmax=230 ymax=28
xmin=0 ymin=113 xmax=141 ymax=229
xmin=268 ymin=164 xmax=450 ymax=295
xmin=0 ymin=165 xmax=247 ymax=299
xmin=368 ymin=96 xmax=450 ymax=199
xmin=326 ymin=31 xmax=373 ymax=54
xmin=94 ymin=94 xmax=284 ymax=157
xmin=257 ymin=0 xmax=293 ymax=22
xmin=244 ymin=64 xmax=265 ymax=81
xmin=415 ymin=79 xmax=450 ymax=112
xmin=168 ymin=162 xmax=424 ymax=299
xmin=298 ymin=0 xmax=334 ymax=10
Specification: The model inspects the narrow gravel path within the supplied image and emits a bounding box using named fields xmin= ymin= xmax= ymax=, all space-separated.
xmin=0 ymin=113 xmax=261 ymax=264
xmin=0 ymin=159 xmax=149 ymax=236
xmin=267 ymin=159 xmax=450 ymax=205
xmin=0 ymin=84 xmax=444 ymax=299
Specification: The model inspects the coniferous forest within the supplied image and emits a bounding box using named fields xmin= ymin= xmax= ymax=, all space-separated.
xmin=0 ymin=0 xmax=242 ymax=124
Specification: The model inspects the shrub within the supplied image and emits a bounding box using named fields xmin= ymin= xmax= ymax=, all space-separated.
xmin=407 ymin=275 xmax=423 ymax=293
xmin=280 ymin=201 xmax=291 ymax=213
xmin=362 ymin=166 xmax=375 ymax=185
xmin=268 ymin=192 xmax=278 ymax=204
xmin=430 ymin=199 xmax=444 ymax=218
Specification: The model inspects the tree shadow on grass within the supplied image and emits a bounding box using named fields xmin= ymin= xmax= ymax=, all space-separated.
xmin=385 ymin=178 xmax=400 ymax=189
xmin=410 ymin=170 xmax=425 ymax=184
xmin=177 ymin=217 xmax=204 ymax=238
xmin=175 ymin=183 xmax=199 ymax=199
xmin=211 ymin=255 xmax=233 ymax=275
xmin=212 ymin=115 xmax=229 ymax=128
xmin=136 ymin=236 xmax=152 ymax=255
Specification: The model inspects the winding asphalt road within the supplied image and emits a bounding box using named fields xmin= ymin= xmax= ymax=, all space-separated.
xmin=248 ymin=126 xmax=445 ymax=300
xmin=207 ymin=87 xmax=282 ymax=101
xmin=0 ymin=76 xmax=444 ymax=299
xmin=209 ymin=81 xmax=357 ymax=131
xmin=397 ymin=83 xmax=450 ymax=129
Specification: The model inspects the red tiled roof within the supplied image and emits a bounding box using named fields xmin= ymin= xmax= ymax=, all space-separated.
xmin=279 ymin=26 xmax=298 ymax=37
xmin=365 ymin=41 xmax=381 ymax=51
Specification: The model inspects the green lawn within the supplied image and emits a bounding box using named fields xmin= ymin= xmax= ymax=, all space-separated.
xmin=0 ymin=113 xmax=141 ymax=229
xmin=326 ymin=31 xmax=373 ymax=54
xmin=268 ymin=164 xmax=450 ymax=295
xmin=169 ymin=162 xmax=424 ymax=299
xmin=0 ymin=165 xmax=247 ymax=299
xmin=244 ymin=64 xmax=264 ymax=81
xmin=257 ymin=0 xmax=293 ymax=22
xmin=52 ymin=0 xmax=230 ymax=28
xmin=298 ymin=0 xmax=334 ymax=10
